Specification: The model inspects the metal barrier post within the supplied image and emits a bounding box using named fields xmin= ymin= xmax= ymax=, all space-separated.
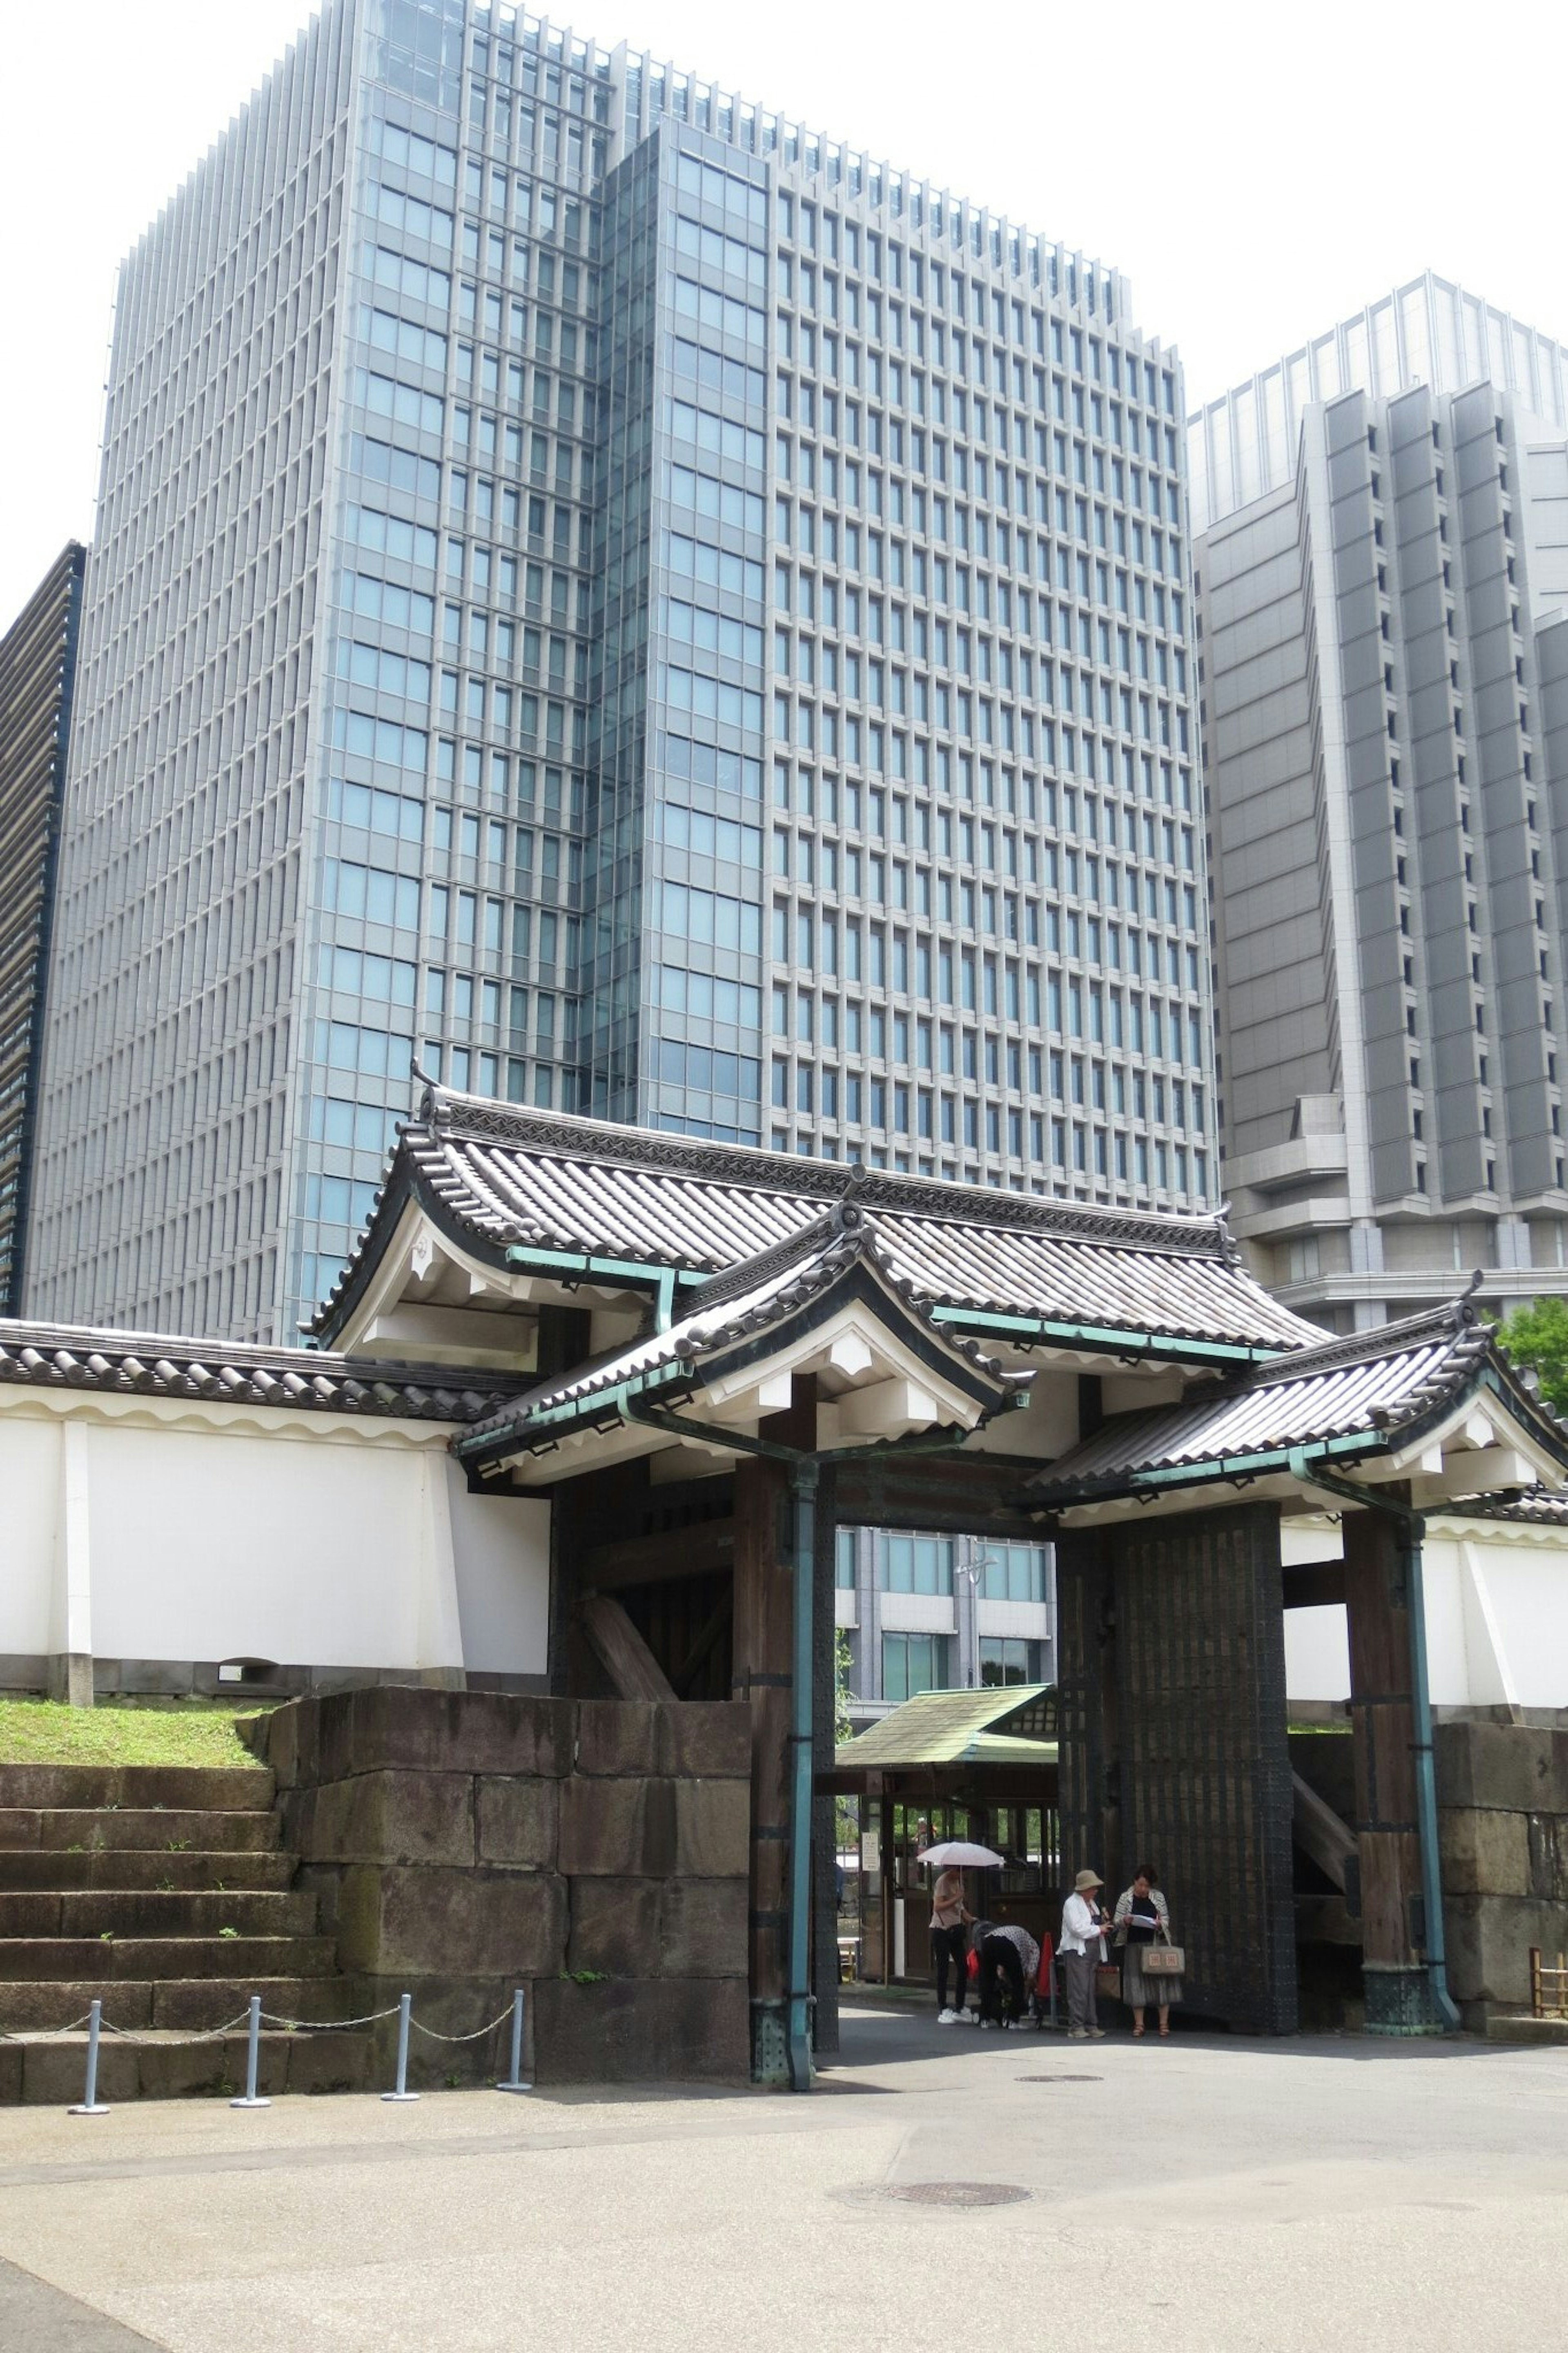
xmin=1532 ymin=1947 xmax=1542 ymax=2019
xmin=494 ymin=1987 xmax=530 ymax=2093
xmin=382 ymin=1991 xmax=419 ymax=2101
xmin=69 ymin=1999 xmax=110 ymax=2115
xmin=230 ymin=1994 xmax=271 ymax=2110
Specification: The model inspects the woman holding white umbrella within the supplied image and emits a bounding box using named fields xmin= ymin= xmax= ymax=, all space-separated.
xmin=919 ymin=1839 xmax=1003 ymax=2024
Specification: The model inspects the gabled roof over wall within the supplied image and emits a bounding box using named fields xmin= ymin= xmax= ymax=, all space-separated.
xmin=314 ymin=1088 xmax=1321 ymax=1364
xmin=0 ymin=1320 xmax=518 ymax=1424
xmin=1028 ymin=1296 xmax=1568 ymax=1513
xmin=453 ymin=1202 xmax=1029 ymax=1477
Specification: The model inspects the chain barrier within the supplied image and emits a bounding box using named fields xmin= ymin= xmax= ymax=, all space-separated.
xmin=257 ymin=2005 xmax=403 ymax=2032
xmin=409 ymin=2004 xmax=519 ymax=2044
xmin=7 ymin=1986 xmax=535 ymax=2112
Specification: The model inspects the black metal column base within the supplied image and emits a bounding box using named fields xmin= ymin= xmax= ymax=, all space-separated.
xmin=1363 ymin=1961 xmax=1445 ymax=2036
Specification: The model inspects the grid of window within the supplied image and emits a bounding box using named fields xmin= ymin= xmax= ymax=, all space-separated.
xmin=28 ymin=0 xmax=1220 ymax=1340
xmin=25 ymin=7 xmax=357 ymax=1338
xmin=757 ymin=183 xmax=1209 ymax=1207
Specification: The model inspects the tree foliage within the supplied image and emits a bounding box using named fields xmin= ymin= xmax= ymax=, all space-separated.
xmin=1496 ymin=1297 xmax=1568 ymax=1413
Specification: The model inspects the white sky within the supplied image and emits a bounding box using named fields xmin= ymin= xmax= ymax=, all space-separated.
xmin=2 ymin=0 xmax=1564 ymax=631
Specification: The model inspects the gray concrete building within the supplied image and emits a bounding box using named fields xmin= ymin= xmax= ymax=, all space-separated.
xmin=1192 ymin=274 xmax=1568 ymax=1329
xmin=27 ymin=0 xmax=1211 ymax=1350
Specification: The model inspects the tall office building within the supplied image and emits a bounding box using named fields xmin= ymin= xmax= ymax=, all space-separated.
xmin=1193 ymin=274 xmax=1568 ymax=1328
xmin=29 ymin=0 xmax=1210 ymax=1345
xmin=0 ymin=544 xmax=86 ymax=1314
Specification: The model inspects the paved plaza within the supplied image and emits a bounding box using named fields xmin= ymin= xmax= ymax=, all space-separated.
xmin=1 ymin=2003 xmax=1565 ymax=2352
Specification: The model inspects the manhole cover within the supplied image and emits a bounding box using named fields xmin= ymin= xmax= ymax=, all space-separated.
xmin=884 ymin=2182 xmax=1031 ymax=2208
xmin=1018 ymin=2073 xmax=1102 ymax=2084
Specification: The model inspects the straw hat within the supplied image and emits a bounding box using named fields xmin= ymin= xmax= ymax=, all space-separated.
xmin=1074 ymin=1869 xmax=1104 ymax=1891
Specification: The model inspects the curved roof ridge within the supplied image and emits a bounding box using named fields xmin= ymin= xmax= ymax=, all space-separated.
xmin=1246 ymin=1295 xmax=1482 ymax=1385
xmin=406 ymin=1086 xmax=1241 ymax=1256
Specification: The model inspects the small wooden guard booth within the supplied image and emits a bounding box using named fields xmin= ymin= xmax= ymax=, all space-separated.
xmin=310 ymin=1089 xmax=1568 ymax=2072
xmin=824 ymin=1684 xmax=1059 ymax=1989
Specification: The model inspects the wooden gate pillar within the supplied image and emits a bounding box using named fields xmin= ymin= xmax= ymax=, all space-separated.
xmin=731 ymin=1377 xmax=817 ymax=2083
xmin=1343 ymin=1504 xmax=1439 ymax=2032
xmin=732 ymin=1452 xmax=792 ymax=2080
xmin=811 ymin=1459 xmax=840 ymax=2056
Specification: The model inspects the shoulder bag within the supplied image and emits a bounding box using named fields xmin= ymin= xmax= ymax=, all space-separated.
xmin=1142 ymin=1923 xmax=1185 ymax=1976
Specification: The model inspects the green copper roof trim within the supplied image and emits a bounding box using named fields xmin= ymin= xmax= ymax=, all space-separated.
xmin=452 ymin=1355 xmax=690 ymax=1459
xmin=503 ymin=1245 xmax=690 ymax=1331
xmin=1123 ymin=1430 xmax=1378 ymax=1491
xmin=927 ymin=1306 xmax=1286 ymax=1364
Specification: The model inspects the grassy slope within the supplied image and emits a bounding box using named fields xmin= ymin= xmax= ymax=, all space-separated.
xmin=0 ymin=1699 xmax=271 ymax=1770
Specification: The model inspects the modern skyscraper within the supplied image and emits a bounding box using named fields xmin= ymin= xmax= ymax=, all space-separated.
xmin=0 ymin=543 xmax=86 ymax=1315
xmin=1193 ymin=274 xmax=1568 ymax=1329
xmin=29 ymin=0 xmax=1211 ymax=1345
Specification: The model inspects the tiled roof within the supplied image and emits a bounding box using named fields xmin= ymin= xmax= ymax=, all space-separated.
xmin=313 ymin=1088 xmax=1321 ymax=1358
xmin=0 ymin=1321 xmax=518 ymax=1424
xmin=835 ymin=1684 xmax=1058 ymax=1769
xmin=455 ymin=1205 xmax=1026 ymax=1457
xmin=1028 ymin=1297 xmax=1568 ymax=1503
xmin=1440 ymin=1488 xmax=1568 ymax=1528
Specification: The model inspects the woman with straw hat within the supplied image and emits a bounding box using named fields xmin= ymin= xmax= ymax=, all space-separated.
xmin=1060 ymin=1867 xmax=1110 ymax=2041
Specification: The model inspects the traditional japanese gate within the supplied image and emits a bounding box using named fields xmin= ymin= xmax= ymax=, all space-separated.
xmin=311 ymin=1093 xmax=1568 ymax=2076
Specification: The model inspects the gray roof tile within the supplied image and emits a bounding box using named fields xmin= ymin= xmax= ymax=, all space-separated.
xmin=314 ymin=1089 xmax=1321 ymax=1357
xmin=0 ymin=1321 xmax=519 ymax=1424
xmin=456 ymin=1206 xmax=1027 ymax=1459
xmin=1029 ymin=1299 xmax=1568 ymax=1502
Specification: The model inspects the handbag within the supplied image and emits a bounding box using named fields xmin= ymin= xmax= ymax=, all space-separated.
xmin=1094 ymin=1960 xmax=1122 ymax=1998
xmin=1143 ymin=1927 xmax=1185 ymax=1976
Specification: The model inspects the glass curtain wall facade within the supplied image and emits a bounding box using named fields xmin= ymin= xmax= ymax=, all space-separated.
xmin=29 ymin=0 xmax=1213 ymax=1343
xmin=0 ymin=545 xmax=86 ymax=1314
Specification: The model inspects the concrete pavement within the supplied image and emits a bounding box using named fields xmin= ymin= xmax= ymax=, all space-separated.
xmin=1 ymin=2001 xmax=1565 ymax=2351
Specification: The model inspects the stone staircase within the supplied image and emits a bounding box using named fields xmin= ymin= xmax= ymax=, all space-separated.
xmin=0 ymin=1762 xmax=371 ymax=2103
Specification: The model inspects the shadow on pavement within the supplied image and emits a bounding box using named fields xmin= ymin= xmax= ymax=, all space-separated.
xmin=822 ymin=1996 xmax=1509 ymax=2073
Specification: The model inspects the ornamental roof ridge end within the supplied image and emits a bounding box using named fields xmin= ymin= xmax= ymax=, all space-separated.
xmin=1244 ymin=1294 xmax=1487 ymax=1387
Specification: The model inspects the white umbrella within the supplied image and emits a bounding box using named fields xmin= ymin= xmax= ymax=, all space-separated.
xmin=916 ymin=1840 xmax=1006 ymax=1868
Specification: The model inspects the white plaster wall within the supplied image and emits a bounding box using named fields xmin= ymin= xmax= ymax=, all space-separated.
xmin=444 ymin=1458 xmax=550 ymax=1675
xmin=1433 ymin=1532 xmax=1568 ymax=1711
xmin=1283 ymin=1605 xmax=1351 ymax=1704
xmin=0 ymin=1403 xmax=550 ymax=1680
xmin=0 ymin=1417 xmax=61 ymax=1653
xmin=85 ymin=1421 xmax=435 ymax=1668
xmin=1281 ymin=1518 xmax=1568 ymax=1711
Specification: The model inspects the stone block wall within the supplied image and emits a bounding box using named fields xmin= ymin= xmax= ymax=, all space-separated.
xmin=263 ymin=1686 xmax=751 ymax=2085
xmin=1437 ymin=1711 xmax=1568 ymax=2027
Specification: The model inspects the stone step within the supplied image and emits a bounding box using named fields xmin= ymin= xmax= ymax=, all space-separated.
xmin=0 ymin=1807 xmax=283 ymax=1853
xmin=0 ymin=1974 xmax=358 ymax=2034
xmin=0 ymin=1934 xmax=340 ymax=1983
xmin=0 ymin=2027 xmax=374 ymax=2105
xmin=0 ymin=1764 xmax=274 ymax=1813
xmin=1483 ymin=2010 xmax=1568 ymax=2045
xmin=0 ymin=1848 xmax=295 ymax=1893
xmin=0 ymin=1889 xmax=318 ymax=1940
